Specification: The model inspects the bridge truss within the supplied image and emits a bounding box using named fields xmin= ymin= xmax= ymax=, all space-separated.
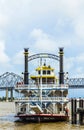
xmin=0 ymin=72 xmax=84 ymax=89
xmin=69 ymin=78 xmax=84 ymax=88
xmin=0 ymin=72 xmax=23 ymax=90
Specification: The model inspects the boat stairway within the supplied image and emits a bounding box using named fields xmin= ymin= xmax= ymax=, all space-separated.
xmin=46 ymin=90 xmax=52 ymax=96
xmin=30 ymin=104 xmax=43 ymax=114
xmin=47 ymin=104 xmax=53 ymax=114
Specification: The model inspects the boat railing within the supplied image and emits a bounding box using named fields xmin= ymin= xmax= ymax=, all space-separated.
xmin=15 ymin=96 xmax=69 ymax=102
xmin=15 ymin=84 xmax=68 ymax=90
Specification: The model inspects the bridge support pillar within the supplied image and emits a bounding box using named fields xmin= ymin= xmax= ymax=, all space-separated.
xmin=10 ymin=89 xmax=13 ymax=102
xmin=6 ymin=88 xmax=8 ymax=102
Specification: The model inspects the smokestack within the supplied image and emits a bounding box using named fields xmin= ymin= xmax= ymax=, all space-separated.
xmin=24 ymin=48 xmax=29 ymax=84
xmin=59 ymin=47 xmax=64 ymax=84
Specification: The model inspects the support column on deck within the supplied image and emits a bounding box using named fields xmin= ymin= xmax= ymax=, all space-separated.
xmin=59 ymin=48 xmax=64 ymax=85
xmin=24 ymin=48 xmax=29 ymax=84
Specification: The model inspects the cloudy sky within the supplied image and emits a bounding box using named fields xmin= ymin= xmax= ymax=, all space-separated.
xmin=0 ymin=0 xmax=84 ymax=78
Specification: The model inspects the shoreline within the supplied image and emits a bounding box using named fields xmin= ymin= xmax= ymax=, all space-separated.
xmin=0 ymin=102 xmax=15 ymax=116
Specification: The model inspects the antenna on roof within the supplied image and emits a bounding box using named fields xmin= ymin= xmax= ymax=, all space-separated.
xmin=44 ymin=59 xmax=46 ymax=66
xmin=40 ymin=58 xmax=42 ymax=66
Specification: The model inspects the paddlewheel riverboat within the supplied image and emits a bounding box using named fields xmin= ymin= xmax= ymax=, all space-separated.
xmin=15 ymin=48 xmax=69 ymax=122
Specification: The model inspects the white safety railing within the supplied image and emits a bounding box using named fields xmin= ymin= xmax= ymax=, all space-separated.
xmin=15 ymin=84 xmax=68 ymax=90
xmin=15 ymin=96 xmax=69 ymax=102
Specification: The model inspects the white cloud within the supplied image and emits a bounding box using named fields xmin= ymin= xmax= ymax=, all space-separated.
xmin=30 ymin=28 xmax=71 ymax=53
xmin=13 ymin=50 xmax=23 ymax=65
xmin=30 ymin=28 xmax=57 ymax=52
xmin=0 ymin=41 xmax=12 ymax=74
xmin=30 ymin=29 xmax=48 ymax=39
xmin=60 ymin=0 xmax=81 ymax=16
xmin=74 ymin=20 xmax=84 ymax=39
xmin=0 ymin=0 xmax=84 ymax=76
xmin=0 ymin=41 xmax=10 ymax=63
xmin=0 ymin=0 xmax=84 ymax=41
xmin=0 ymin=14 xmax=9 ymax=28
xmin=64 ymin=52 xmax=84 ymax=77
xmin=64 ymin=57 xmax=74 ymax=72
xmin=76 ymin=53 xmax=84 ymax=63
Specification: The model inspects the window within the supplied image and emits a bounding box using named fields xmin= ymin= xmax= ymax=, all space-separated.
xmin=21 ymin=107 xmax=26 ymax=112
xmin=43 ymin=70 xmax=46 ymax=74
xmin=42 ymin=78 xmax=46 ymax=84
xmin=47 ymin=70 xmax=50 ymax=74
xmin=21 ymin=108 xmax=23 ymax=111
xmin=38 ymin=71 xmax=40 ymax=74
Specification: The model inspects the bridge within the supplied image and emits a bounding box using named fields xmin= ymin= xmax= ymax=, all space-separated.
xmin=0 ymin=72 xmax=23 ymax=101
xmin=0 ymin=72 xmax=84 ymax=101
xmin=0 ymin=72 xmax=23 ymax=90
xmin=0 ymin=72 xmax=84 ymax=89
xmin=68 ymin=78 xmax=84 ymax=88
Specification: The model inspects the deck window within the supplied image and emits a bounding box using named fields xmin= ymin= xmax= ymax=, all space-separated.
xmin=38 ymin=71 xmax=41 ymax=74
xmin=43 ymin=70 xmax=46 ymax=74
xmin=21 ymin=108 xmax=23 ymax=112
xmin=47 ymin=70 xmax=50 ymax=74
xmin=21 ymin=107 xmax=26 ymax=112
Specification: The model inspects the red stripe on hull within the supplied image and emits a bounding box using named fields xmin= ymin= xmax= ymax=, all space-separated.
xmin=15 ymin=114 xmax=69 ymax=122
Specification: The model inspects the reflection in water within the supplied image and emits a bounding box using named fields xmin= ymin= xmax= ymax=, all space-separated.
xmin=0 ymin=114 xmax=84 ymax=130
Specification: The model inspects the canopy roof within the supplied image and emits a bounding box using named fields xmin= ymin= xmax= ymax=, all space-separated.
xmin=36 ymin=65 xmax=54 ymax=71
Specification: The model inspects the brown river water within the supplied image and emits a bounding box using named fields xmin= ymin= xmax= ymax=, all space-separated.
xmin=0 ymin=102 xmax=84 ymax=130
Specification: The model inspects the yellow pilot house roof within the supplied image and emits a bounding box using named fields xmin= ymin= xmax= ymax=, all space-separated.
xmin=30 ymin=64 xmax=58 ymax=80
xmin=36 ymin=65 xmax=54 ymax=71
